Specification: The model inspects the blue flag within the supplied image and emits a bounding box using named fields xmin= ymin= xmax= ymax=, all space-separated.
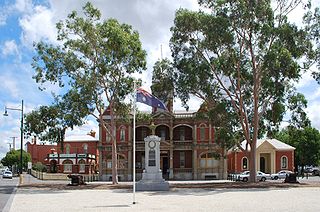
xmin=136 ymin=88 xmax=167 ymax=110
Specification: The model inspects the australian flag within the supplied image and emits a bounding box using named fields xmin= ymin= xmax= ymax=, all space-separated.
xmin=136 ymin=88 xmax=167 ymax=110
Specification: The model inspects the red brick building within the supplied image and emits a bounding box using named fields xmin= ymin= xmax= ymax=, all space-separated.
xmin=26 ymin=133 xmax=99 ymax=175
xmin=99 ymin=108 xmax=227 ymax=181
xmin=227 ymin=138 xmax=295 ymax=174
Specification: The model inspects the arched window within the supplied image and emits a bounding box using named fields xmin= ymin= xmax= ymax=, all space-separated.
xmin=83 ymin=144 xmax=88 ymax=154
xmin=63 ymin=160 xmax=73 ymax=173
xmin=65 ymin=144 xmax=71 ymax=154
xmin=242 ymin=157 xmax=248 ymax=170
xmin=78 ymin=159 xmax=86 ymax=173
xmin=199 ymin=152 xmax=220 ymax=168
xmin=120 ymin=127 xmax=126 ymax=142
xmin=281 ymin=156 xmax=288 ymax=169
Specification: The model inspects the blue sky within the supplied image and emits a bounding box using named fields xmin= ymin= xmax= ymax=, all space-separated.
xmin=0 ymin=0 xmax=320 ymax=159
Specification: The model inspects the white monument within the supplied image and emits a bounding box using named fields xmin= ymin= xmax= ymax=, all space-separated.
xmin=136 ymin=135 xmax=169 ymax=191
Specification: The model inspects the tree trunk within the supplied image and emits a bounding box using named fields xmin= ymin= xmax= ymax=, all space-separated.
xmin=249 ymin=140 xmax=257 ymax=182
xmin=110 ymin=103 xmax=118 ymax=184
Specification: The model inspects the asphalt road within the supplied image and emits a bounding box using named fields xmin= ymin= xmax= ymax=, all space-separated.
xmin=0 ymin=175 xmax=18 ymax=212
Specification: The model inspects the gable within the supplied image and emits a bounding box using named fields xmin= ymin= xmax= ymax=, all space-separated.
xmin=257 ymin=140 xmax=276 ymax=152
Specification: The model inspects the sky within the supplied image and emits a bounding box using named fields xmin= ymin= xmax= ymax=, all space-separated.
xmin=0 ymin=0 xmax=319 ymax=159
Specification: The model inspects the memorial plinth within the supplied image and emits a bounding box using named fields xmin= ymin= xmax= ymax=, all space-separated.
xmin=136 ymin=135 xmax=169 ymax=191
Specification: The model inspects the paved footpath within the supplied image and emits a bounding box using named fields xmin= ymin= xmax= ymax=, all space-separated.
xmin=7 ymin=175 xmax=320 ymax=212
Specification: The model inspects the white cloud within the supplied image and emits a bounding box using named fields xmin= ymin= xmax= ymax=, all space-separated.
xmin=19 ymin=5 xmax=57 ymax=47
xmin=0 ymin=74 xmax=20 ymax=98
xmin=306 ymin=101 xmax=320 ymax=129
xmin=65 ymin=118 xmax=99 ymax=138
xmin=296 ymin=68 xmax=314 ymax=89
xmin=14 ymin=0 xmax=33 ymax=13
xmin=2 ymin=40 xmax=19 ymax=57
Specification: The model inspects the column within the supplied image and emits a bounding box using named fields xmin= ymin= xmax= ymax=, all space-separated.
xmin=193 ymin=124 xmax=197 ymax=179
xmin=193 ymin=149 xmax=197 ymax=179
xmin=209 ymin=123 xmax=212 ymax=144
xmin=169 ymin=126 xmax=174 ymax=179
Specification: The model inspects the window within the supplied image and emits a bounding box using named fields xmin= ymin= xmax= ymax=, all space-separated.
xmin=242 ymin=157 xmax=248 ymax=170
xmin=199 ymin=152 xmax=219 ymax=168
xmin=200 ymin=124 xmax=206 ymax=141
xmin=281 ymin=156 xmax=288 ymax=169
xmin=149 ymin=150 xmax=156 ymax=166
xmin=106 ymin=132 xmax=111 ymax=143
xmin=106 ymin=154 xmax=126 ymax=169
xmin=65 ymin=144 xmax=71 ymax=154
xmin=78 ymin=159 xmax=86 ymax=173
xmin=120 ymin=127 xmax=126 ymax=142
xmin=63 ymin=160 xmax=72 ymax=173
xmin=180 ymin=151 xmax=185 ymax=168
xmin=141 ymin=128 xmax=147 ymax=140
xmin=160 ymin=129 xmax=166 ymax=141
xmin=83 ymin=144 xmax=88 ymax=154
xmin=179 ymin=127 xmax=185 ymax=141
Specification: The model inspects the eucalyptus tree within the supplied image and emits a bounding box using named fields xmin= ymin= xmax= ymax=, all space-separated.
xmin=32 ymin=2 xmax=147 ymax=184
xmin=170 ymin=0 xmax=312 ymax=182
xmin=151 ymin=59 xmax=175 ymax=110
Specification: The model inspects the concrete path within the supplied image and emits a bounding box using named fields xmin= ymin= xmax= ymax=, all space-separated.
xmin=7 ymin=174 xmax=320 ymax=212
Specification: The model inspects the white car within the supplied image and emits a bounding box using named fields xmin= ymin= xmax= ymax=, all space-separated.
xmin=271 ymin=170 xmax=293 ymax=180
xmin=2 ymin=170 xmax=13 ymax=179
xmin=238 ymin=171 xmax=270 ymax=182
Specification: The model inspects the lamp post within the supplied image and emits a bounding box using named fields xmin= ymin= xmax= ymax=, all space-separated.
xmin=3 ymin=100 xmax=24 ymax=178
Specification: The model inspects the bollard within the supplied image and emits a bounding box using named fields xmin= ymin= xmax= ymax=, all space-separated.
xmin=19 ymin=174 xmax=23 ymax=185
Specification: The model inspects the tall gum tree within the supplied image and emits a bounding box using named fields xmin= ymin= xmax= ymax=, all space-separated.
xmin=32 ymin=2 xmax=147 ymax=184
xmin=170 ymin=0 xmax=312 ymax=182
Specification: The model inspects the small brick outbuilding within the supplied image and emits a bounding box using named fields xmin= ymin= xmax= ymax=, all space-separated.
xmin=227 ymin=138 xmax=295 ymax=174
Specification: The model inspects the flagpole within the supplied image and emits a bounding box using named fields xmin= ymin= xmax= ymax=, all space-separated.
xmin=133 ymin=81 xmax=136 ymax=204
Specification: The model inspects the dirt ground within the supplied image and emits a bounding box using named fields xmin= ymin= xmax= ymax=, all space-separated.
xmin=18 ymin=179 xmax=320 ymax=191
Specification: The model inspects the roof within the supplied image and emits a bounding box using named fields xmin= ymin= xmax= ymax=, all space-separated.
xmin=64 ymin=135 xmax=99 ymax=142
xmin=229 ymin=138 xmax=295 ymax=153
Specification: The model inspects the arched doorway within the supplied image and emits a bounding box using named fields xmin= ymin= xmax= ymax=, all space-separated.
xmin=260 ymin=157 xmax=266 ymax=173
xmin=50 ymin=160 xmax=57 ymax=173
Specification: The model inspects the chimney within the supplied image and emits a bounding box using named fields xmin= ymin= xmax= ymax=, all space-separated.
xmin=33 ymin=136 xmax=37 ymax=145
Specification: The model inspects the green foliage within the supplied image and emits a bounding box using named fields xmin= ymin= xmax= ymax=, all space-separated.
xmin=304 ymin=5 xmax=320 ymax=82
xmin=136 ymin=111 xmax=152 ymax=123
xmin=24 ymin=101 xmax=84 ymax=150
xmin=32 ymin=2 xmax=147 ymax=116
xmin=170 ymin=0 xmax=313 ymax=182
xmin=32 ymin=162 xmax=47 ymax=172
xmin=31 ymin=2 xmax=147 ymax=184
xmin=196 ymin=99 xmax=240 ymax=149
xmin=151 ymin=59 xmax=175 ymax=105
xmin=170 ymin=0 xmax=312 ymax=141
xmin=1 ymin=150 xmax=31 ymax=170
xmin=275 ymin=126 xmax=320 ymax=167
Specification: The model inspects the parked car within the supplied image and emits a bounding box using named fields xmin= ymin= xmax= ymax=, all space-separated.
xmin=303 ymin=167 xmax=320 ymax=176
xmin=312 ymin=168 xmax=320 ymax=176
xmin=238 ymin=171 xmax=270 ymax=182
xmin=271 ymin=170 xmax=293 ymax=180
xmin=2 ymin=170 xmax=13 ymax=179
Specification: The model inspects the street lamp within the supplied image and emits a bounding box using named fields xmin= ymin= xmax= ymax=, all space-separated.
xmin=3 ymin=100 xmax=24 ymax=177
